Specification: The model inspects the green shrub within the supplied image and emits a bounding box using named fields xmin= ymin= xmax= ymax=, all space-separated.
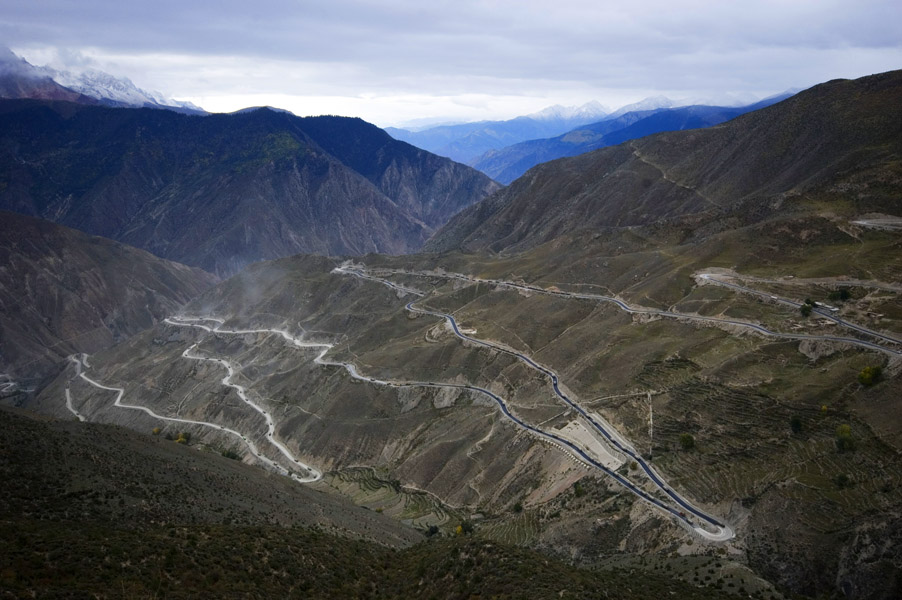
xmin=679 ymin=433 xmax=695 ymax=450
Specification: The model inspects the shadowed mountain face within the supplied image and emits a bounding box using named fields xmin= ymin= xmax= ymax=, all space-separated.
xmin=427 ymin=70 xmax=902 ymax=254
xmin=0 ymin=211 xmax=217 ymax=387
xmin=0 ymin=101 xmax=500 ymax=276
xmin=471 ymin=97 xmax=792 ymax=185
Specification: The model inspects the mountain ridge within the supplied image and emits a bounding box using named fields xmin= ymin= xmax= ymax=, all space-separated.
xmin=427 ymin=70 xmax=902 ymax=254
xmin=0 ymin=101 xmax=500 ymax=276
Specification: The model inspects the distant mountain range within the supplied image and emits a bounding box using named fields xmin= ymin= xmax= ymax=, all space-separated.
xmin=0 ymin=47 xmax=204 ymax=113
xmin=384 ymin=101 xmax=611 ymax=164
xmin=471 ymin=95 xmax=794 ymax=184
xmin=0 ymin=100 xmax=499 ymax=276
xmin=386 ymin=94 xmax=797 ymax=184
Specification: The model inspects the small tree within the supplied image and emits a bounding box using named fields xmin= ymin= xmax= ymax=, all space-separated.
xmin=790 ymin=415 xmax=802 ymax=434
xmin=858 ymin=366 xmax=882 ymax=386
xmin=836 ymin=424 xmax=854 ymax=452
xmin=679 ymin=433 xmax=696 ymax=450
xmin=800 ymin=304 xmax=812 ymax=317
xmin=513 ymin=501 xmax=523 ymax=513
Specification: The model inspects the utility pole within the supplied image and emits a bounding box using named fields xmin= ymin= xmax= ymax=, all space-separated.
xmin=648 ymin=391 xmax=654 ymax=461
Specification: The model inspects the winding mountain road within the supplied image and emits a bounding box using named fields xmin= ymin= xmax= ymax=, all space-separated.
xmin=334 ymin=266 xmax=734 ymax=540
xmin=331 ymin=262 xmax=902 ymax=539
xmin=349 ymin=266 xmax=902 ymax=357
xmin=64 ymin=350 xmax=320 ymax=482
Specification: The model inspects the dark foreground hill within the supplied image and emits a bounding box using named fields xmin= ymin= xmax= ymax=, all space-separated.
xmin=0 ymin=101 xmax=499 ymax=276
xmin=0 ymin=211 xmax=216 ymax=388
xmin=0 ymin=407 xmax=724 ymax=599
xmin=428 ymin=70 xmax=902 ymax=254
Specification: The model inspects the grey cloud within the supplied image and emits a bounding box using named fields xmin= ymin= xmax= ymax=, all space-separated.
xmin=2 ymin=0 xmax=900 ymax=120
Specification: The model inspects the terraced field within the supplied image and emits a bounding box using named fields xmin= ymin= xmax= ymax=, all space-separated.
xmin=321 ymin=467 xmax=459 ymax=531
xmin=478 ymin=511 xmax=542 ymax=546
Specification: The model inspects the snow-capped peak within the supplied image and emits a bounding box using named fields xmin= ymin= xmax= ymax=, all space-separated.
xmin=528 ymin=100 xmax=610 ymax=121
xmin=605 ymin=96 xmax=677 ymax=119
xmin=49 ymin=67 xmax=204 ymax=112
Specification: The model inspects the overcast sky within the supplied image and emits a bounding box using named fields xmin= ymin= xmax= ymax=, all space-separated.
xmin=3 ymin=0 xmax=901 ymax=126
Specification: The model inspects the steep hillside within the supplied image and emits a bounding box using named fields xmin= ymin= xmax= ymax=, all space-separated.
xmin=428 ymin=70 xmax=902 ymax=254
xmin=472 ymin=97 xmax=791 ymax=184
xmin=290 ymin=116 xmax=501 ymax=229
xmin=0 ymin=211 xmax=216 ymax=388
xmin=0 ymin=101 xmax=499 ymax=276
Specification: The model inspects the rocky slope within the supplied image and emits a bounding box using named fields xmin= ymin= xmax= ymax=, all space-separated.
xmin=0 ymin=100 xmax=499 ymax=276
xmin=0 ymin=211 xmax=216 ymax=389
xmin=427 ymin=70 xmax=902 ymax=254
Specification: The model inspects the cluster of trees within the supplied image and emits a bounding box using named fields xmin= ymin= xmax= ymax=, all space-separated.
xmin=800 ymin=298 xmax=815 ymax=317
xmin=858 ymin=365 xmax=882 ymax=386
xmin=828 ymin=289 xmax=852 ymax=302
xmin=455 ymin=520 xmax=474 ymax=535
xmin=159 ymin=431 xmax=191 ymax=443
